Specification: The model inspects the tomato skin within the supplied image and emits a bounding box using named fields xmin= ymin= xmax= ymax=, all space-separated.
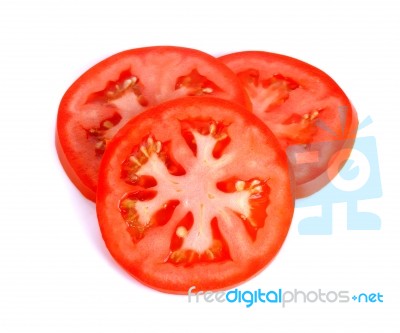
xmin=57 ymin=46 xmax=251 ymax=201
xmin=56 ymin=130 xmax=96 ymax=201
xmin=219 ymin=51 xmax=358 ymax=198
xmin=96 ymin=97 xmax=294 ymax=293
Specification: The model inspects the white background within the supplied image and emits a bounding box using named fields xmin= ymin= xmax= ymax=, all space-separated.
xmin=1 ymin=0 xmax=400 ymax=332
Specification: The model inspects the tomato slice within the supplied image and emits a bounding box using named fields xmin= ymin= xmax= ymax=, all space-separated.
xmin=219 ymin=51 xmax=358 ymax=198
xmin=96 ymin=97 xmax=294 ymax=293
xmin=56 ymin=46 xmax=250 ymax=201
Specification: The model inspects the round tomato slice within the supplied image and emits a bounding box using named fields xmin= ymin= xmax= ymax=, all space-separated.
xmin=220 ymin=51 xmax=358 ymax=198
xmin=96 ymin=97 xmax=294 ymax=293
xmin=56 ymin=46 xmax=250 ymax=201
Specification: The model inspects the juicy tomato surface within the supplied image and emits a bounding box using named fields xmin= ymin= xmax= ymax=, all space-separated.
xmin=96 ymin=97 xmax=294 ymax=293
xmin=56 ymin=46 xmax=250 ymax=201
xmin=220 ymin=51 xmax=358 ymax=198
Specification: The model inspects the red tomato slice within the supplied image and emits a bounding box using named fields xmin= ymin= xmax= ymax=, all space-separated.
xmin=96 ymin=97 xmax=294 ymax=293
xmin=220 ymin=51 xmax=358 ymax=198
xmin=56 ymin=46 xmax=250 ymax=201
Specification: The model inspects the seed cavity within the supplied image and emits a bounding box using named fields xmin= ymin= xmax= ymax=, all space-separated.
xmin=140 ymin=146 xmax=149 ymax=157
xmin=155 ymin=141 xmax=162 ymax=153
xmin=252 ymin=185 xmax=263 ymax=193
xmin=251 ymin=179 xmax=260 ymax=187
xmin=204 ymin=249 xmax=215 ymax=259
xmin=128 ymin=174 xmax=139 ymax=182
xmin=310 ymin=111 xmax=319 ymax=120
xmin=234 ymin=178 xmax=264 ymax=194
xmin=176 ymin=226 xmax=188 ymax=238
xmin=235 ymin=180 xmax=245 ymax=191
xmin=302 ymin=110 xmax=320 ymax=121
xmin=107 ymin=76 xmax=139 ymax=99
xmin=102 ymin=120 xmax=114 ymax=129
xmin=209 ymin=123 xmax=217 ymax=135
xmin=125 ymin=136 xmax=163 ymax=174
xmin=175 ymin=69 xmax=221 ymax=96
xmin=95 ymin=141 xmax=105 ymax=150
xmin=217 ymin=133 xmax=228 ymax=141
xmin=249 ymin=179 xmax=263 ymax=194
xmin=147 ymin=137 xmax=154 ymax=146
xmin=129 ymin=156 xmax=142 ymax=166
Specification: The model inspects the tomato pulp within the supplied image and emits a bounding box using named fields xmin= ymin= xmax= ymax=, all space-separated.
xmin=96 ymin=97 xmax=294 ymax=293
xmin=220 ymin=51 xmax=358 ymax=198
xmin=57 ymin=46 xmax=250 ymax=201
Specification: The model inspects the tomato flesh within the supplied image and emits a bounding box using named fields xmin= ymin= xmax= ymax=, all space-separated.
xmin=57 ymin=46 xmax=250 ymax=201
xmin=96 ymin=97 xmax=294 ymax=293
xmin=220 ymin=51 xmax=358 ymax=198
